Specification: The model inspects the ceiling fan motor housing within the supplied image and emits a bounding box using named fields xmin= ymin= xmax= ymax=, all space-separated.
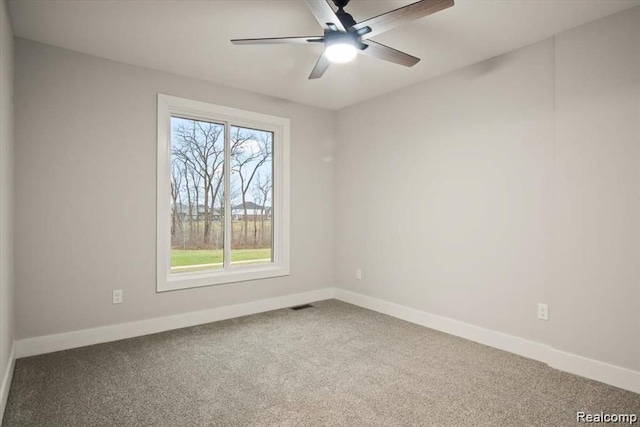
xmin=325 ymin=31 xmax=356 ymax=47
xmin=336 ymin=10 xmax=356 ymax=28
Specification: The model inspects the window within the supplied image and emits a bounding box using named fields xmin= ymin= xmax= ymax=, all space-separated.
xmin=157 ymin=94 xmax=290 ymax=292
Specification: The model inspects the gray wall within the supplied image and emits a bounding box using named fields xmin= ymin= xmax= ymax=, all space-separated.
xmin=336 ymin=39 xmax=555 ymax=345
xmin=11 ymin=6 xmax=640 ymax=376
xmin=14 ymin=39 xmax=336 ymax=339
xmin=335 ymin=8 xmax=639 ymax=372
xmin=551 ymin=8 xmax=640 ymax=370
xmin=0 ymin=0 xmax=14 ymax=404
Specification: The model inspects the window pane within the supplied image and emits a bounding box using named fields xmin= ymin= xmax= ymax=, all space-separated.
xmin=230 ymin=126 xmax=273 ymax=266
xmin=170 ymin=116 xmax=225 ymax=274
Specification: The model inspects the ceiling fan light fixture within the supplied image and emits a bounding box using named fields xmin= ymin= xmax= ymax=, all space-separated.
xmin=325 ymin=42 xmax=357 ymax=63
xmin=324 ymin=32 xmax=357 ymax=63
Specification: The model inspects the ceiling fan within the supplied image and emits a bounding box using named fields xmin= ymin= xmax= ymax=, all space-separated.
xmin=231 ymin=0 xmax=454 ymax=79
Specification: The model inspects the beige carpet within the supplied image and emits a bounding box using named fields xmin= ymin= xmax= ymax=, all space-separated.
xmin=3 ymin=300 xmax=639 ymax=426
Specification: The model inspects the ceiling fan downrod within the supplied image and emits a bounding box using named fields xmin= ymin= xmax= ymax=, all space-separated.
xmin=332 ymin=0 xmax=356 ymax=29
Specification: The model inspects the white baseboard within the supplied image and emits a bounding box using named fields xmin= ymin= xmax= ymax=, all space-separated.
xmin=16 ymin=288 xmax=335 ymax=359
xmin=13 ymin=287 xmax=640 ymax=395
xmin=548 ymin=348 xmax=640 ymax=395
xmin=333 ymin=288 xmax=640 ymax=395
xmin=0 ymin=344 xmax=15 ymax=425
xmin=333 ymin=289 xmax=551 ymax=363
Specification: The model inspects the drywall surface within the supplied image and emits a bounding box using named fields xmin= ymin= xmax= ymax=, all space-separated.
xmin=336 ymin=8 xmax=640 ymax=372
xmin=0 ymin=0 xmax=15 ymax=404
xmin=336 ymin=39 xmax=555 ymax=345
xmin=14 ymin=39 xmax=336 ymax=339
xmin=552 ymin=7 xmax=640 ymax=371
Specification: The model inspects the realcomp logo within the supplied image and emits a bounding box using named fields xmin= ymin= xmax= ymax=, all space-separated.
xmin=577 ymin=412 xmax=638 ymax=425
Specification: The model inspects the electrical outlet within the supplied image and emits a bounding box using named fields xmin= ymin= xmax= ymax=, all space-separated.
xmin=537 ymin=303 xmax=548 ymax=320
xmin=112 ymin=289 xmax=123 ymax=304
xmin=356 ymin=269 xmax=362 ymax=280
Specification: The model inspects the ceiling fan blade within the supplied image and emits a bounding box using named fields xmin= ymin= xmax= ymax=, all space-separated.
xmin=231 ymin=36 xmax=324 ymax=45
xmin=309 ymin=51 xmax=331 ymax=80
xmin=353 ymin=0 xmax=454 ymax=39
xmin=304 ymin=0 xmax=346 ymax=32
xmin=360 ymin=41 xmax=420 ymax=67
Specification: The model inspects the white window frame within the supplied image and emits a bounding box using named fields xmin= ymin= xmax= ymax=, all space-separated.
xmin=156 ymin=94 xmax=290 ymax=292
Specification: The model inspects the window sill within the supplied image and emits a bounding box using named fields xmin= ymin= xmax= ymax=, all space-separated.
xmin=157 ymin=264 xmax=290 ymax=293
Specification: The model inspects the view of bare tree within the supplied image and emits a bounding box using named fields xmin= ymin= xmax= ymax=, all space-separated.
xmin=231 ymin=126 xmax=272 ymax=245
xmin=253 ymin=172 xmax=273 ymax=246
xmin=170 ymin=117 xmax=273 ymax=254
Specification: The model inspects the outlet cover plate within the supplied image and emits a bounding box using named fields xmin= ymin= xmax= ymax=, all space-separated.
xmin=537 ymin=303 xmax=548 ymax=320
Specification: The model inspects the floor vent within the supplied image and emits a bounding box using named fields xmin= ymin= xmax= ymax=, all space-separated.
xmin=290 ymin=304 xmax=314 ymax=311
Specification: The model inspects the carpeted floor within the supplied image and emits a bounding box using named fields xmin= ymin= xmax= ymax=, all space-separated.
xmin=3 ymin=299 xmax=639 ymax=426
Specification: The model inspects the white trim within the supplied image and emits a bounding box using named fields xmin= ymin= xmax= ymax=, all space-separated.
xmin=15 ymin=288 xmax=334 ymax=359
xmin=0 ymin=344 xmax=15 ymax=425
xmin=171 ymin=258 xmax=271 ymax=271
xmin=333 ymin=289 xmax=640 ymax=394
xmin=164 ymin=264 xmax=289 ymax=292
xmin=156 ymin=94 xmax=290 ymax=292
xmin=548 ymin=349 xmax=640 ymax=395
xmin=13 ymin=288 xmax=640 ymax=395
xmin=333 ymin=289 xmax=551 ymax=363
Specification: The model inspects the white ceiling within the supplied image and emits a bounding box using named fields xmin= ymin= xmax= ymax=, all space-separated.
xmin=8 ymin=0 xmax=640 ymax=110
